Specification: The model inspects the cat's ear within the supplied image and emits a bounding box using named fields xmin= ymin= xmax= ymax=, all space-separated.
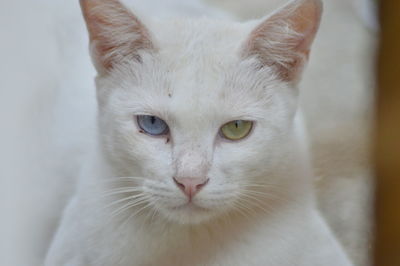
xmin=80 ymin=0 xmax=155 ymax=74
xmin=242 ymin=0 xmax=322 ymax=82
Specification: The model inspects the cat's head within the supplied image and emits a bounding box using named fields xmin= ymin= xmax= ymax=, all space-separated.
xmin=80 ymin=0 xmax=322 ymax=224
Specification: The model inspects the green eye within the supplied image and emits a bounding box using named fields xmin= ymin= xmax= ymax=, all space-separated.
xmin=220 ymin=120 xmax=253 ymax=141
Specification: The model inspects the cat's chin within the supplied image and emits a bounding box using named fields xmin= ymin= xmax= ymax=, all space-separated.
xmin=160 ymin=203 xmax=218 ymax=225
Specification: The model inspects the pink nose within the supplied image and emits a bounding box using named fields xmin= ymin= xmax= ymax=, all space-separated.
xmin=173 ymin=177 xmax=209 ymax=200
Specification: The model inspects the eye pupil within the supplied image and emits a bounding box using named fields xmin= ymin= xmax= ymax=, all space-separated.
xmin=220 ymin=120 xmax=253 ymax=141
xmin=137 ymin=115 xmax=169 ymax=136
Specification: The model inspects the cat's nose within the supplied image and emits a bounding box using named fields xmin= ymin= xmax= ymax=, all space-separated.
xmin=173 ymin=177 xmax=209 ymax=200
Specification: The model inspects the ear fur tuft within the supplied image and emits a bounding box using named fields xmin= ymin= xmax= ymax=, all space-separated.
xmin=80 ymin=0 xmax=154 ymax=74
xmin=242 ymin=0 xmax=323 ymax=82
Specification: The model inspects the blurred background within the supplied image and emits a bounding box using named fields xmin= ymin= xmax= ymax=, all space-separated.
xmin=1 ymin=0 xmax=395 ymax=265
xmin=375 ymin=1 xmax=400 ymax=266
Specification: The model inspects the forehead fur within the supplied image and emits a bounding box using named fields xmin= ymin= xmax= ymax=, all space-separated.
xmin=99 ymin=16 xmax=295 ymax=131
xmin=150 ymin=18 xmax=251 ymax=67
xmin=147 ymin=18 xmax=283 ymax=102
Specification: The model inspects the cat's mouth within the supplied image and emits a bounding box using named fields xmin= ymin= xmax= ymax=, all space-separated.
xmin=154 ymin=195 xmax=227 ymax=224
xmin=171 ymin=202 xmax=210 ymax=213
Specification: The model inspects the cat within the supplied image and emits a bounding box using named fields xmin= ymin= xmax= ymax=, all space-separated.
xmin=45 ymin=0 xmax=353 ymax=265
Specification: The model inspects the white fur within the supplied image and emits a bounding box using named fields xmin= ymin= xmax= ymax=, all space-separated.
xmin=45 ymin=1 xmax=352 ymax=265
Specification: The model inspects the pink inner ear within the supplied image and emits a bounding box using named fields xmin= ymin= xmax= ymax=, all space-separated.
xmin=285 ymin=0 xmax=323 ymax=53
xmin=80 ymin=0 xmax=154 ymax=73
xmin=242 ymin=0 xmax=323 ymax=82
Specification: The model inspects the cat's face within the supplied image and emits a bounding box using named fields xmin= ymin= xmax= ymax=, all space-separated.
xmin=97 ymin=42 xmax=297 ymax=224
xmin=81 ymin=0 xmax=322 ymax=224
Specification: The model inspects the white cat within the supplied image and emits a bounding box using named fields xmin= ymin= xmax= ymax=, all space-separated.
xmin=45 ymin=0 xmax=352 ymax=265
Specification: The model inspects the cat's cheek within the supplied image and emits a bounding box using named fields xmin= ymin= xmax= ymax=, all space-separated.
xmin=140 ymin=150 xmax=174 ymax=179
xmin=108 ymin=126 xmax=173 ymax=179
xmin=214 ymin=133 xmax=277 ymax=179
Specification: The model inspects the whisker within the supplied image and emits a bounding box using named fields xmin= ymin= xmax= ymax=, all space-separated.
xmin=239 ymin=189 xmax=284 ymax=207
xmin=120 ymin=201 xmax=154 ymax=228
xmin=239 ymin=187 xmax=289 ymax=203
xmin=242 ymin=183 xmax=284 ymax=189
xmin=148 ymin=203 xmax=160 ymax=225
xmin=104 ymin=176 xmax=147 ymax=182
xmin=231 ymin=202 xmax=254 ymax=221
xmin=100 ymin=187 xmax=145 ymax=198
xmin=109 ymin=196 xmax=151 ymax=220
xmin=238 ymin=195 xmax=273 ymax=216
xmin=239 ymin=189 xmax=272 ymax=196
xmin=103 ymin=193 xmax=148 ymax=210
xmin=86 ymin=176 xmax=146 ymax=189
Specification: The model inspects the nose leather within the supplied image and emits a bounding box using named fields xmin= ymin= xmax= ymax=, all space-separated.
xmin=173 ymin=177 xmax=209 ymax=200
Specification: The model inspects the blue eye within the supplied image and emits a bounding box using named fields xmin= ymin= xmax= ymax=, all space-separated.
xmin=137 ymin=115 xmax=169 ymax=136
